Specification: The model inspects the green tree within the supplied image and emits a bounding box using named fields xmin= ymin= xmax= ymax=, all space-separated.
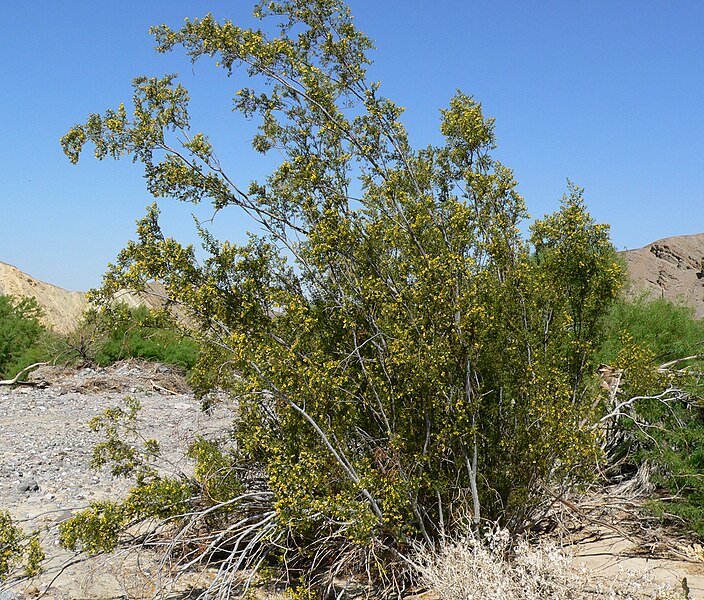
xmin=0 ymin=295 xmax=46 ymax=379
xmin=61 ymin=0 xmax=622 ymax=591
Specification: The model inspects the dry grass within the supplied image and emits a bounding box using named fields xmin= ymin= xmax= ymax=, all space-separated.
xmin=414 ymin=526 xmax=686 ymax=600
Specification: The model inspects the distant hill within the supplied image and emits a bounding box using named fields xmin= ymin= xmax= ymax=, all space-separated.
xmin=0 ymin=262 xmax=87 ymax=334
xmin=622 ymin=233 xmax=704 ymax=318
xmin=110 ymin=281 xmax=192 ymax=326
xmin=0 ymin=262 xmax=183 ymax=334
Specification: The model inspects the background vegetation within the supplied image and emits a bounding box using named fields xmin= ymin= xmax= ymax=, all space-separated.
xmin=0 ymin=295 xmax=52 ymax=379
xmin=71 ymin=304 xmax=198 ymax=369
xmin=600 ymin=294 xmax=704 ymax=365
xmin=599 ymin=296 xmax=704 ymax=539
xmin=0 ymin=295 xmax=197 ymax=377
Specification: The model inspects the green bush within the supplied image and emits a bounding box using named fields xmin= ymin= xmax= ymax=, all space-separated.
xmin=0 ymin=295 xmax=52 ymax=379
xmin=62 ymin=304 xmax=198 ymax=370
xmin=599 ymin=294 xmax=704 ymax=365
xmin=600 ymin=296 xmax=704 ymax=538
xmin=90 ymin=305 xmax=198 ymax=369
xmin=0 ymin=294 xmax=197 ymax=380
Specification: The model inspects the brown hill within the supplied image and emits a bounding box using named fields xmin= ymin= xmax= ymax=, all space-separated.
xmin=621 ymin=233 xmax=704 ymax=318
xmin=0 ymin=263 xmax=183 ymax=334
xmin=110 ymin=281 xmax=173 ymax=312
xmin=0 ymin=262 xmax=87 ymax=334
xmin=110 ymin=281 xmax=193 ymax=326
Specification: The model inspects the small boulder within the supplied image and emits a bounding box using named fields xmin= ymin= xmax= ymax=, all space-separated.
xmin=17 ymin=479 xmax=39 ymax=493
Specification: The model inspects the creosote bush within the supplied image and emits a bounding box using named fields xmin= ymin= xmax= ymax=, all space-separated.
xmin=0 ymin=511 xmax=44 ymax=582
xmin=60 ymin=0 xmax=624 ymax=593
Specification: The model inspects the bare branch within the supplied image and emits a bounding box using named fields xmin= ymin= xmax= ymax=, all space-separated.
xmin=0 ymin=362 xmax=47 ymax=386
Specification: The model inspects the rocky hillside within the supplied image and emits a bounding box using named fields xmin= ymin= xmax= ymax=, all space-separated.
xmin=622 ymin=233 xmax=704 ymax=318
xmin=0 ymin=262 xmax=87 ymax=334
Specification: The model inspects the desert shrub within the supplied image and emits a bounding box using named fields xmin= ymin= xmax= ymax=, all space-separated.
xmin=60 ymin=0 xmax=623 ymax=592
xmin=599 ymin=295 xmax=704 ymax=365
xmin=415 ymin=525 xmax=681 ymax=600
xmin=0 ymin=294 xmax=52 ymax=379
xmin=599 ymin=298 xmax=704 ymax=539
xmin=60 ymin=397 xmax=197 ymax=553
xmin=90 ymin=304 xmax=198 ymax=368
xmin=58 ymin=303 xmax=198 ymax=370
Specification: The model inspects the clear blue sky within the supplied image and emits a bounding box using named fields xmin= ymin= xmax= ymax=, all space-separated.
xmin=2 ymin=1 xmax=703 ymax=291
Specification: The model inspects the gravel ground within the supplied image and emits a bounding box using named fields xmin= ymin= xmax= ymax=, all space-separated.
xmin=0 ymin=361 xmax=233 ymax=599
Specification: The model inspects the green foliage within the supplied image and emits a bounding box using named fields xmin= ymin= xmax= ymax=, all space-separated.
xmin=0 ymin=511 xmax=44 ymax=581
xmin=0 ymin=294 xmax=197 ymax=377
xmin=61 ymin=0 xmax=624 ymax=588
xmin=600 ymin=297 xmax=704 ymax=539
xmin=0 ymin=295 xmax=51 ymax=378
xmin=59 ymin=480 xmax=196 ymax=555
xmin=65 ymin=304 xmax=198 ymax=369
xmin=286 ymin=582 xmax=318 ymax=600
xmin=59 ymin=501 xmax=127 ymax=554
xmin=187 ymin=437 xmax=242 ymax=504
xmin=23 ymin=536 xmax=44 ymax=578
xmin=89 ymin=396 xmax=158 ymax=480
xmin=600 ymin=294 xmax=704 ymax=365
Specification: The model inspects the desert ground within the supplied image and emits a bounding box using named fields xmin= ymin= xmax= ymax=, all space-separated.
xmin=2 ymin=361 xmax=704 ymax=599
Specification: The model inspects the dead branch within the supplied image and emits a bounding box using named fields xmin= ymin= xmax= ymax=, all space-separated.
xmin=658 ymin=354 xmax=704 ymax=370
xmin=596 ymin=388 xmax=686 ymax=426
xmin=0 ymin=362 xmax=47 ymax=386
xmin=149 ymin=379 xmax=179 ymax=395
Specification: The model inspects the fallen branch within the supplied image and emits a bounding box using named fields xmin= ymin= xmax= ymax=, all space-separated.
xmin=658 ymin=354 xmax=704 ymax=370
xmin=0 ymin=362 xmax=47 ymax=386
xmin=150 ymin=379 xmax=179 ymax=395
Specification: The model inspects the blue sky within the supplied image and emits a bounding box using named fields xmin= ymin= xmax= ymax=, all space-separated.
xmin=2 ymin=1 xmax=703 ymax=291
